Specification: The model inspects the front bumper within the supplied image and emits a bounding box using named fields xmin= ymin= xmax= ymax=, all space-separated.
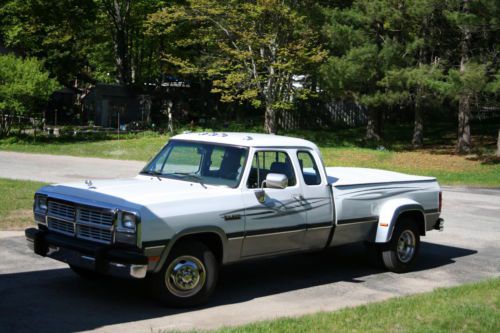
xmin=25 ymin=228 xmax=148 ymax=279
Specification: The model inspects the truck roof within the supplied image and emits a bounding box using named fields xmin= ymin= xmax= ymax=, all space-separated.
xmin=171 ymin=132 xmax=320 ymax=151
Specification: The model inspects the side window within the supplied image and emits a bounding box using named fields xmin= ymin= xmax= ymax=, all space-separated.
xmin=297 ymin=151 xmax=321 ymax=185
xmin=246 ymin=151 xmax=296 ymax=188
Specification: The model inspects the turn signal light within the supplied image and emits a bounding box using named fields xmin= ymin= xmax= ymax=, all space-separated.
xmin=148 ymin=256 xmax=161 ymax=263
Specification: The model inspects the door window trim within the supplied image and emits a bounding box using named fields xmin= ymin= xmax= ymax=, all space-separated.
xmin=245 ymin=149 xmax=299 ymax=189
xmin=297 ymin=150 xmax=323 ymax=186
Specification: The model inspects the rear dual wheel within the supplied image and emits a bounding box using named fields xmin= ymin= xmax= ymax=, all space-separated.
xmin=380 ymin=218 xmax=420 ymax=273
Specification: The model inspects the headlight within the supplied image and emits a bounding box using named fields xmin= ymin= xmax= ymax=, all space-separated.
xmin=35 ymin=195 xmax=48 ymax=212
xmin=120 ymin=212 xmax=137 ymax=232
xmin=115 ymin=211 xmax=139 ymax=245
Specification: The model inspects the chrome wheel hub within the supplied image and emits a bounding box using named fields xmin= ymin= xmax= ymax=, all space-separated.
xmin=165 ymin=255 xmax=206 ymax=297
xmin=397 ymin=230 xmax=416 ymax=263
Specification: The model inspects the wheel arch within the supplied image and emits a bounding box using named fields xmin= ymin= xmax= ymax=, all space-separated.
xmin=375 ymin=198 xmax=425 ymax=243
xmin=154 ymin=227 xmax=226 ymax=273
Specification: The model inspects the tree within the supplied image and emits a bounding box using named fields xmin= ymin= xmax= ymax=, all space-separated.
xmin=0 ymin=0 xmax=164 ymax=88
xmin=0 ymin=0 xmax=97 ymax=88
xmin=392 ymin=0 xmax=451 ymax=148
xmin=0 ymin=54 xmax=59 ymax=137
xmin=486 ymin=72 xmax=500 ymax=157
xmin=445 ymin=0 xmax=500 ymax=153
xmin=320 ymin=0 xmax=406 ymax=141
xmin=380 ymin=64 xmax=448 ymax=147
xmin=95 ymin=0 xmax=163 ymax=86
xmin=147 ymin=0 xmax=325 ymax=133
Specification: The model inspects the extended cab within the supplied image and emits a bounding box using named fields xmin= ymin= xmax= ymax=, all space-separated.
xmin=26 ymin=132 xmax=444 ymax=306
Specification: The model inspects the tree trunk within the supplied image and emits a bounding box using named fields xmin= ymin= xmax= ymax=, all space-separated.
xmin=456 ymin=93 xmax=472 ymax=154
xmin=264 ymin=105 xmax=278 ymax=134
xmin=496 ymin=128 xmax=500 ymax=157
xmin=456 ymin=0 xmax=472 ymax=154
xmin=114 ymin=27 xmax=130 ymax=85
xmin=104 ymin=0 xmax=131 ymax=86
xmin=412 ymin=103 xmax=424 ymax=148
xmin=366 ymin=108 xmax=381 ymax=141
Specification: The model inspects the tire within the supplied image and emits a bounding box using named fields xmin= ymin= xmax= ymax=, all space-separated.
xmin=148 ymin=240 xmax=218 ymax=307
xmin=381 ymin=218 xmax=420 ymax=273
xmin=69 ymin=265 xmax=103 ymax=279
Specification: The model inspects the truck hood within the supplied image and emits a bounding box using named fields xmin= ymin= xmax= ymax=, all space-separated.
xmin=39 ymin=175 xmax=234 ymax=208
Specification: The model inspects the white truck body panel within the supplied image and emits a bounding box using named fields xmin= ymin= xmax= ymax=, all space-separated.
xmin=32 ymin=132 xmax=442 ymax=270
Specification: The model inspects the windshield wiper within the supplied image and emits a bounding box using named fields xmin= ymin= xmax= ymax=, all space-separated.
xmin=169 ymin=172 xmax=207 ymax=188
xmin=141 ymin=170 xmax=163 ymax=181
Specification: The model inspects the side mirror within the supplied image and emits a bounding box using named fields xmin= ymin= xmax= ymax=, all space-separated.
xmin=263 ymin=173 xmax=288 ymax=189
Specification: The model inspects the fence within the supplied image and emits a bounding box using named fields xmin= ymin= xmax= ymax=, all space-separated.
xmin=279 ymin=100 xmax=368 ymax=130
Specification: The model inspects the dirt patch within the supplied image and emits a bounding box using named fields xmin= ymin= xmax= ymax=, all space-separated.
xmin=390 ymin=152 xmax=480 ymax=173
xmin=1 ymin=209 xmax=34 ymax=231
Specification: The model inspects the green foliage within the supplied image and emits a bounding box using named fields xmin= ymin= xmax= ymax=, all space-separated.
xmin=380 ymin=64 xmax=449 ymax=106
xmin=448 ymin=63 xmax=489 ymax=99
xmin=147 ymin=0 xmax=325 ymax=132
xmin=0 ymin=54 xmax=59 ymax=136
xmin=0 ymin=0 xmax=97 ymax=86
xmin=0 ymin=0 xmax=164 ymax=87
xmin=0 ymin=0 xmax=498 ymax=143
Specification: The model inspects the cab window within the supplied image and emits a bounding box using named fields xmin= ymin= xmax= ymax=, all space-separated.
xmin=297 ymin=151 xmax=321 ymax=185
xmin=246 ymin=151 xmax=296 ymax=188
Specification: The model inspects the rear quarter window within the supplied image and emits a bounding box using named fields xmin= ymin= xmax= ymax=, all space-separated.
xmin=297 ymin=151 xmax=321 ymax=185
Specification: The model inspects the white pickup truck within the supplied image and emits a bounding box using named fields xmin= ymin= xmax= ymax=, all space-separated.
xmin=26 ymin=132 xmax=444 ymax=306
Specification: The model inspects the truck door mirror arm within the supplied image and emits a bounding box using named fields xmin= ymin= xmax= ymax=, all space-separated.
xmin=254 ymin=173 xmax=288 ymax=203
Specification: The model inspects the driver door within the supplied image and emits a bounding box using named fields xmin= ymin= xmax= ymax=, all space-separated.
xmin=240 ymin=150 xmax=307 ymax=258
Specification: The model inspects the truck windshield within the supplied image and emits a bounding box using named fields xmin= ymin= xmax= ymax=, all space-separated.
xmin=141 ymin=140 xmax=248 ymax=188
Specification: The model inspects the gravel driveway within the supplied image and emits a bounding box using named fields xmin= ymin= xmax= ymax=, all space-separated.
xmin=0 ymin=152 xmax=498 ymax=332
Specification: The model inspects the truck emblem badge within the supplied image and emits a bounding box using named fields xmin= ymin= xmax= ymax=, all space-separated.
xmin=85 ymin=179 xmax=96 ymax=189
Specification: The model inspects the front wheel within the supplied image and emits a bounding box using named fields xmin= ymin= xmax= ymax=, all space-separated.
xmin=148 ymin=241 xmax=218 ymax=307
xmin=381 ymin=218 xmax=420 ymax=273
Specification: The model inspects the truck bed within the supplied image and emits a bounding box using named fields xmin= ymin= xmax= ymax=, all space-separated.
xmin=326 ymin=167 xmax=435 ymax=187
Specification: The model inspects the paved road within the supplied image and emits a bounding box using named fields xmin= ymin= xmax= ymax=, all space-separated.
xmin=0 ymin=151 xmax=144 ymax=183
xmin=0 ymin=152 xmax=499 ymax=332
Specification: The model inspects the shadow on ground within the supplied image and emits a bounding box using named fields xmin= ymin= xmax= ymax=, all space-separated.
xmin=0 ymin=242 xmax=476 ymax=333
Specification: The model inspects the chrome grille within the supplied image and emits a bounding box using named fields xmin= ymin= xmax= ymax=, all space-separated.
xmin=46 ymin=199 xmax=115 ymax=244
xmin=78 ymin=208 xmax=114 ymax=226
xmin=77 ymin=225 xmax=113 ymax=244
xmin=48 ymin=217 xmax=74 ymax=236
xmin=48 ymin=201 xmax=75 ymax=221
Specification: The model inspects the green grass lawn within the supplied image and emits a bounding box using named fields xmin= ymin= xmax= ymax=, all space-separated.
xmin=0 ymin=178 xmax=47 ymax=230
xmin=202 ymin=279 xmax=499 ymax=333
xmin=1 ymin=124 xmax=499 ymax=186
xmin=0 ymin=132 xmax=167 ymax=161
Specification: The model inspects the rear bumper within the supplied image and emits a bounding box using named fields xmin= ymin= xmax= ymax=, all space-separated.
xmin=434 ymin=218 xmax=444 ymax=231
xmin=25 ymin=228 xmax=148 ymax=279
